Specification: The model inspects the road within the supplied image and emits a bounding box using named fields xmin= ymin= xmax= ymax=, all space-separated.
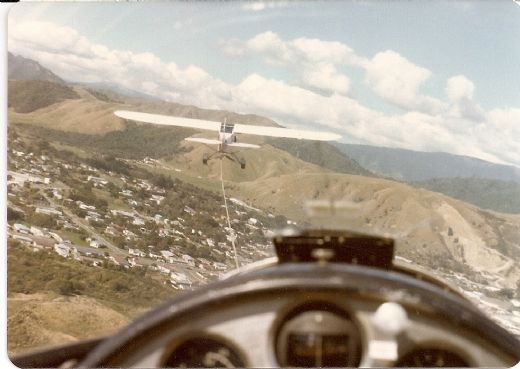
xmin=40 ymin=190 xmax=128 ymax=258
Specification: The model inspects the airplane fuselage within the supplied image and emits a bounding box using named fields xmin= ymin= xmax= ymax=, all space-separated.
xmin=218 ymin=122 xmax=236 ymax=151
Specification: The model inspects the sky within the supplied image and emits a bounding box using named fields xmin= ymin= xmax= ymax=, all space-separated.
xmin=7 ymin=1 xmax=520 ymax=167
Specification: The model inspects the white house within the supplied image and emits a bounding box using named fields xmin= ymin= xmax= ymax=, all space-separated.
xmin=170 ymin=271 xmax=190 ymax=285
xmin=157 ymin=264 xmax=171 ymax=274
xmin=87 ymin=176 xmax=108 ymax=186
xmin=182 ymin=254 xmax=195 ymax=267
xmin=29 ymin=226 xmax=45 ymax=237
xmin=52 ymin=189 xmax=63 ymax=200
xmin=129 ymin=248 xmax=146 ymax=257
xmin=48 ymin=232 xmax=63 ymax=242
xmin=54 ymin=243 xmax=70 ymax=258
xmin=78 ymin=202 xmax=96 ymax=211
xmin=14 ymin=223 xmax=30 ymax=234
xmin=119 ymin=189 xmax=133 ymax=197
xmin=160 ymin=250 xmax=174 ymax=259
xmin=36 ymin=207 xmax=62 ymax=216
xmin=13 ymin=235 xmax=34 ymax=245
xmin=90 ymin=239 xmax=104 ymax=248
xmin=111 ymin=209 xmax=134 ymax=218
xmin=132 ymin=217 xmax=145 ymax=226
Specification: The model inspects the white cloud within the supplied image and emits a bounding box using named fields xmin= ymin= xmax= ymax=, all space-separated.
xmin=291 ymin=37 xmax=357 ymax=64
xmin=223 ymin=31 xmax=354 ymax=95
xmin=445 ymin=75 xmax=484 ymax=121
xmin=245 ymin=31 xmax=294 ymax=65
xmin=9 ymin=20 xmax=233 ymax=109
xmin=446 ymin=75 xmax=474 ymax=101
xmin=8 ymin=21 xmax=520 ymax=167
xmin=362 ymin=50 xmax=445 ymax=114
xmin=301 ymin=63 xmax=350 ymax=95
xmin=241 ymin=1 xmax=289 ymax=12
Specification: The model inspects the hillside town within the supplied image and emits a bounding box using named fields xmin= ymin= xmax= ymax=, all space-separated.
xmin=7 ymin=131 xmax=277 ymax=290
xmin=7 ymin=127 xmax=520 ymax=339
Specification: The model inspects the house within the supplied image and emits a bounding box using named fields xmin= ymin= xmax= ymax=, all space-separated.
xmin=156 ymin=263 xmax=173 ymax=274
xmin=132 ymin=217 xmax=145 ymax=226
xmin=13 ymin=223 xmax=30 ymax=234
xmin=78 ymin=202 xmax=96 ymax=211
xmin=48 ymin=232 xmax=63 ymax=242
xmin=54 ymin=243 xmax=71 ymax=258
xmin=109 ymin=255 xmax=130 ymax=268
xmin=128 ymin=257 xmax=142 ymax=267
xmin=182 ymin=254 xmax=195 ymax=267
xmin=119 ymin=189 xmax=133 ymax=197
xmin=213 ymin=262 xmax=228 ymax=271
xmin=151 ymin=195 xmax=164 ymax=205
xmin=123 ymin=229 xmax=136 ymax=239
xmin=13 ymin=234 xmax=35 ymax=245
xmin=89 ymin=239 xmax=104 ymax=248
xmin=73 ymin=245 xmax=104 ymax=258
xmin=148 ymin=252 xmax=161 ymax=259
xmin=170 ymin=271 xmax=190 ymax=285
xmin=111 ymin=209 xmax=134 ymax=218
xmin=160 ymin=250 xmax=174 ymax=259
xmin=183 ymin=206 xmax=196 ymax=216
xmin=29 ymin=226 xmax=45 ymax=237
xmin=87 ymin=176 xmax=108 ymax=186
xmin=35 ymin=207 xmax=62 ymax=216
xmin=87 ymin=210 xmax=102 ymax=219
xmin=129 ymin=248 xmax=146 ymax=257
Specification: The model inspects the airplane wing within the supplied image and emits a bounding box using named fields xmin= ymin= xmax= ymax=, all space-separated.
xmin=115 ymin=110 xmax=341 ymax=141
xmin=114 ymin=110 xmax=221 ymax=131
xmin=234 ymin=124 xmax=341 ymax=141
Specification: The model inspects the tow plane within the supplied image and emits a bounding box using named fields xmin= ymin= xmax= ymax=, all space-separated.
xmin=114 ymin=110 xmax=341 ymax=169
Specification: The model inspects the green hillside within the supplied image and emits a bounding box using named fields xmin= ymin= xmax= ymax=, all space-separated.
xmin=8 ymin=80 xmax=79 ymax=113
xmin=14 ymin=122 xmax=194 ymax=159
xmin=267 ymin=138 xmax=373 ymax=177
xmin=8 ymin=241 xmax=175 ymax=313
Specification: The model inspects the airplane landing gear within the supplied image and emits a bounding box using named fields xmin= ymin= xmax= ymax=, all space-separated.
xmin=201 ymin=151 xmax=246 ymax=169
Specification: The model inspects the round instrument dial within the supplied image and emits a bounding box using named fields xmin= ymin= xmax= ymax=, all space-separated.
xmin=276 ymin=302 xmax=361 ymax=367
xmin=395 ymin=347 xmax=470 ymax=367
xmin=163 ymin=336 xmax=245 ymax=368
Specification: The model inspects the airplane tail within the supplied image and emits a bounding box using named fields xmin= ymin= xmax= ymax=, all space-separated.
xmin=184 ymin=138 xmax=221 ymax=145
xmin=226 ymin=142 xmax=260 ymax=149
xmin=184 ymin=138 xmax=260 ymax=149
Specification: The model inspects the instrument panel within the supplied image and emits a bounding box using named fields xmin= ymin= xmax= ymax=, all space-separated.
xmin=122 ymin=290 xmax=512 ymax=368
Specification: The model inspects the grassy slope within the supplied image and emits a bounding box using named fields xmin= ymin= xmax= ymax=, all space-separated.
xmin=7 ymin=243 xmax=176 ymax=353
xmin=8 ymin=80 xmax=79 ymax=114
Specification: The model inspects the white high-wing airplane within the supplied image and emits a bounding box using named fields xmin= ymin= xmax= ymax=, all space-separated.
xmin=114 ymin=110 xmax=341 ymax=169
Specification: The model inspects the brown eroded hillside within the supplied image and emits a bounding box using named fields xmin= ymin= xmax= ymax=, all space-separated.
xmin=7 ymin=293 xmax=131 ymax=355
xmin=232 ymin=172 xmax=520 ymax=288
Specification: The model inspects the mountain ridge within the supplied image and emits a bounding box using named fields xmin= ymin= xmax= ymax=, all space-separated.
xmin=8 ymin=52 xmax=65 ymax=84
xmin=335 ymin=143 xmax=520 ymax=183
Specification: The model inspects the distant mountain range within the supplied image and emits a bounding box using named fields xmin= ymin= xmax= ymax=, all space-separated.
xmin=413 ymin=177 xmax=520 ymax=214
xmin=335 ymin=143 xmax=520 ymax=183
xmin=76 ymin=81 xmax=160 ymax=102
